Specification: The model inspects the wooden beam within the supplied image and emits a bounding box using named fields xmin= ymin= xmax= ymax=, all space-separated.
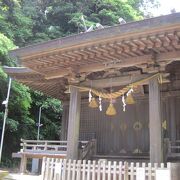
xmin=10 ymin=13 xmax=180 ymax=60
xmin=63 ymin=74 xmax=169 ymax=94
xmin=44 ymin=70 xmax=69 ymax=79
xmin=149 ymin=77 xmax=163 ymax=163
xmin=81 ymin=74 xmax=156 ymax=89
xmin=66 ymin=86 xmax=81 ymax=160
xmin=44 ymin=50 xmax=180 ymax=80
xmin=157 ymin=50 xmax=180 ymax=61
xmin=3 ymin=66 xmax=33 ymax=73
xmin=45 ymin=55 xmax=153 ymax=79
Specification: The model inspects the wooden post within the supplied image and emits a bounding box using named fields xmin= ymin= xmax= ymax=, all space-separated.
xmin=170 ymin=163 xmax=180 ymax=180
xmin=67 ymin=86 xmax=81 ymax=160
xmin=61 ymin=103 xmax=66 ymax=140
xmin=124 ymin=161 xmax=129 ymax=180
xmin=20 ymin=154 xmax=27 ymax=174
xmin=149 ymin=77 xmax=163 ymax=163
xmin=169 ymin=97 xmax=176 ymax=141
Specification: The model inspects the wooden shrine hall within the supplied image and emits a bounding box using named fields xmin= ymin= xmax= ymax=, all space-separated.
xmin=4 ymin=12 xmax=180 ymax=169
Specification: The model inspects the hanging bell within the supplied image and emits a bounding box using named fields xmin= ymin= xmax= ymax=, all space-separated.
xmin=106 ymin=103 xmax=117 ymax=116
xmin=125 ymin=93 xmax=135 ymax=104
xmin=89 ymin=97 xmax=98 ymax=108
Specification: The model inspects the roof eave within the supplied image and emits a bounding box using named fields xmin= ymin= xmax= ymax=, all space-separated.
xmin=9 ymin=13 xmax=180 ymax=59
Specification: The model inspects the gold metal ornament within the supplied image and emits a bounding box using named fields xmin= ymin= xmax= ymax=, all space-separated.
xmin=133 ymin=148 xmax=142 ymax=154
xmin=106 ymin=103 xmax=117 ymax=116
xmin=89 ymin=97 xmax=98 ymax=108
xmin=162 ymin=120 xmax=167 ymax=130
xmin=125 ymin=93 xmax=135 ymax=104
xmin=133 ymin=121 xmax=142 ymax=131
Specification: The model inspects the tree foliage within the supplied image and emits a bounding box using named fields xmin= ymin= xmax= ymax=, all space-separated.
xmin=0 ymin=31 xmax=61 ymax=164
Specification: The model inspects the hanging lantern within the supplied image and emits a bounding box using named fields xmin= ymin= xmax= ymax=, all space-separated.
xmin=125 ymin=93 xmax=135 ymax=104
xmin=89 ymin=97 xmax=98 ymax=108
xmin=106 ymin=103 xmax=117 ymax=116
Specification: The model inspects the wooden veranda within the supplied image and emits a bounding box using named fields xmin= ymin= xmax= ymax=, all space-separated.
xmin=4 ymin=13 xmax=180 ymax=178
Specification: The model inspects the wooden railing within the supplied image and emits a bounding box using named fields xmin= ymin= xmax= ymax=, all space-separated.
xmin=20 ymin=139 xmax=88 ymax=154
xmin=78 ymin=139 xmax=97 ymax=160
xmin=41 ymin=158 xmax=171 ymax=180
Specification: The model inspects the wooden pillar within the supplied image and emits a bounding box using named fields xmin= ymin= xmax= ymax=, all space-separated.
xmin=169 ymin=97 xmax=176 ymax=141
xmin=61 ymin=103 xmax=66 ymax=140
xmin=20 ymin=154 xmax=27 ymax=174
xmin=67 ymin=86 xmax=81 ymax=160
xmin=170 ymin=163 xmax=180 ymax=180
xmin=149 ymin=77 xmax=163 ymax=163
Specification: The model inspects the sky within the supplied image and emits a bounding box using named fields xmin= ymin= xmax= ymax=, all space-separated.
xmin=151 ymin=0 xmax=180 ymax=16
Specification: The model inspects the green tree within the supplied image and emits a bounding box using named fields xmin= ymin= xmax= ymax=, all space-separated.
xmin=30 ymin=91 xmax=62 ymax=140
xmin=0 ymin=33 xmax=62 ymax=165
xmin=0 ymin=0 xmax=33 ymax=47
xmin=0 ymin=33 xmax=33 ymax=163
xmin=20 ymin=0 xmax=158 ymax=44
